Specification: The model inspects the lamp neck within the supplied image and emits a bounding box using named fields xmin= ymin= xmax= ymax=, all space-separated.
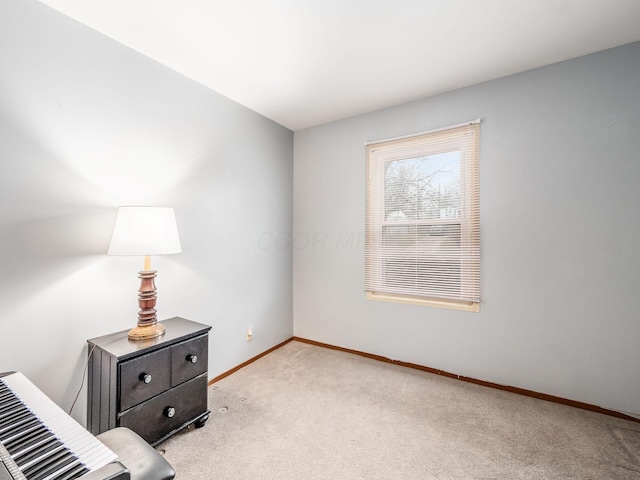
xmin=143 ymin=255 xmax=151 ymax=271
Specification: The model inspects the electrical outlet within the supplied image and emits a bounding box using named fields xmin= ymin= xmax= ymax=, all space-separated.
xmin=246 ymin=328 xmax=253 ymax=342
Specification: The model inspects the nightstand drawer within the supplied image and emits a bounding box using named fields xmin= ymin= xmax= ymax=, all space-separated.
xmin=119 ymin=348 xmax=171 ymax=410
xmin=118 ymin=373 xmax=208 ymax=445
xmin=171 ymin=334 xmax=208 ymax=386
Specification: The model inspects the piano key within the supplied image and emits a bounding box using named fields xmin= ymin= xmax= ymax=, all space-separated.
xmin=4 ymin=426 xmax=51 ymax=454
xmin=11 ymin=438 xmax=56 ymax=465
xmin=22 ymin=449 xmax=76 ymax=479
xmin=0 ymin=374 xmax=117 ymax=473
xmin=0 ymin=400 xmax=22 ymax=418
xmin=0 ymin=420 xmax=41 ymax=444
xmin=2 ymin=424 xmax=48 ymax=448
xmin=29 ymin=452 xmax=80 ymax=480
xmin=0 ymin=418 xmax=38 ymax=442
xmin=7 ymin=439 xmax=53 ymax=464
xmin=0 ymin=396 xmax=29 ymax=413
xmin=0 ymin=399 xmax=21 ymax=413
xmin=41 ymin=463 xmax=84 ymax=480
xmin=0 ymin=388 xmax=19 ymax=400
xmin=0 ymin=409 xmax=31 ymax=429
xmin=0 ymin=385 xmax=13 ymax=396
xmin=0 ymin=390 xmax=115 ymax=480
xmin=17 ymin=445 xmax=66 ymax=472
xmin=47 ymin=463 xmax=88 ymax=480
xmin=13 ymin=439 xmax=60 ymax=469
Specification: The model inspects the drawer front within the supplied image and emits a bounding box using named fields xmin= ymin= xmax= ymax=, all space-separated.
xmin=118 ymin=373 xmax=208 ymax=445
xmin=171 ymin=334 xmax=208 ymax=386
xmin=119 ymin=347 xmax=171 ymax=411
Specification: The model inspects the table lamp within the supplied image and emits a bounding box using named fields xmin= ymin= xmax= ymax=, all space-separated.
xmin=108 ymin=206 xmax=182 ymax=341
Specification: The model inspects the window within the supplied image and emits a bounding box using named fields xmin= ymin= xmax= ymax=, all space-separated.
xmin=365 ymin=121 xmax=480 ymax=311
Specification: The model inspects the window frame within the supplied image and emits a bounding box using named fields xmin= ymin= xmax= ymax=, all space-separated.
xmin=365 ymin=121 xmax=480 ymax=312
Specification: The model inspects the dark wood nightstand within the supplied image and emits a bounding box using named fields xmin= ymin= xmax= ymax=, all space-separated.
xmin=87 ymin=317 xmax=212 ymax=446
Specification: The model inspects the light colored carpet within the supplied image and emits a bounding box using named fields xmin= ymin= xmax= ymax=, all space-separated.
xmin=160 ymin=341 xmax=640 ymax=479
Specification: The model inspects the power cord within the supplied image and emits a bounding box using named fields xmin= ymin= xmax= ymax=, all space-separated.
xmin=69 ymin=343 xmax=97 ymax=416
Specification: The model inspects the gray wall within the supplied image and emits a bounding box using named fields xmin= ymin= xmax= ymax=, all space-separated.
xmin=293 ymin=42 xmax=640 ymax=417
xmin=0 ymin=0 xmax=293 ymax=424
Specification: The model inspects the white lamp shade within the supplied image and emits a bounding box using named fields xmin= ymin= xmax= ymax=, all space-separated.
xmin=108 ymin=206 xmax=182 ymax=256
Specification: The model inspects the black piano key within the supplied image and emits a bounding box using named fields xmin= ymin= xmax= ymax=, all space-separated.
xmin=0 ymin=414 xmax=36 ymax=440
xmin=21 ymin=446 xmax=67 ymax=475
xmin=13 ymin=439 xmax=60 ymax=469
xmin=0 ymin=398 xmax=21 ymax=414
xmin=0 ymin=403 xmax=30 ymax=422
xmin=5 ymin=425 xmax=51 ymax=455
xmin=0 ymin=385 xmax=19 ymax=398
xmin=1 ymin=395 xmax=20 ymax=404
xmin=39 ymin=463 xmax=79 ymax=480
xmin=22 ymin=448 xmax=79 ymax=480
xmin=12 ymin=440 xmax=53 ymax=464
xmin=0 ymin=418 xmax=40 ymax=444
xmin=28 ymin=452 xmax=78 ymax=480
xmin=0 ymin=388 xmax=21 ymax=405
xmin=49 ymin=463 xmax=89 ymax=480
xmin=0 ymin=408 xmax=31 ymax=429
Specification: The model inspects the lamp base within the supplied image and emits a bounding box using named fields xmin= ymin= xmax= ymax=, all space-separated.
xmin=128 ymin=267 xmax=165 ymax=341
xmin=128 ymin=323 xmax=166 ymax=341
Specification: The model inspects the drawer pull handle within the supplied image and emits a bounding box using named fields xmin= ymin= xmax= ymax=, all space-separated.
xmin=187 ymin=354 xmax=198 ymax=364
xmin=164 ymin=407 xmax=176 ymax=418
xmin=139 ymin=373 xmax=152 ymax=384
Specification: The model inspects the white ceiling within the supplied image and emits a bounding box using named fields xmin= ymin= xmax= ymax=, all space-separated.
xmin=37 ymin=0 xmax=640 ymax=131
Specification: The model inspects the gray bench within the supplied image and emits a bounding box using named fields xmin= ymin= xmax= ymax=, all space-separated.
xmin=96 ymin=428 xmax=175 ymax=480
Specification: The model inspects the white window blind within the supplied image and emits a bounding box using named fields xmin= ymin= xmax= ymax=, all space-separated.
xmin=365 ymin=121 xmax=480 ymax=308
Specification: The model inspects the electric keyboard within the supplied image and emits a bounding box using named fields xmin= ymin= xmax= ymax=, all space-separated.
xmin=0 ymin=372 xmax=121 ymax=480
